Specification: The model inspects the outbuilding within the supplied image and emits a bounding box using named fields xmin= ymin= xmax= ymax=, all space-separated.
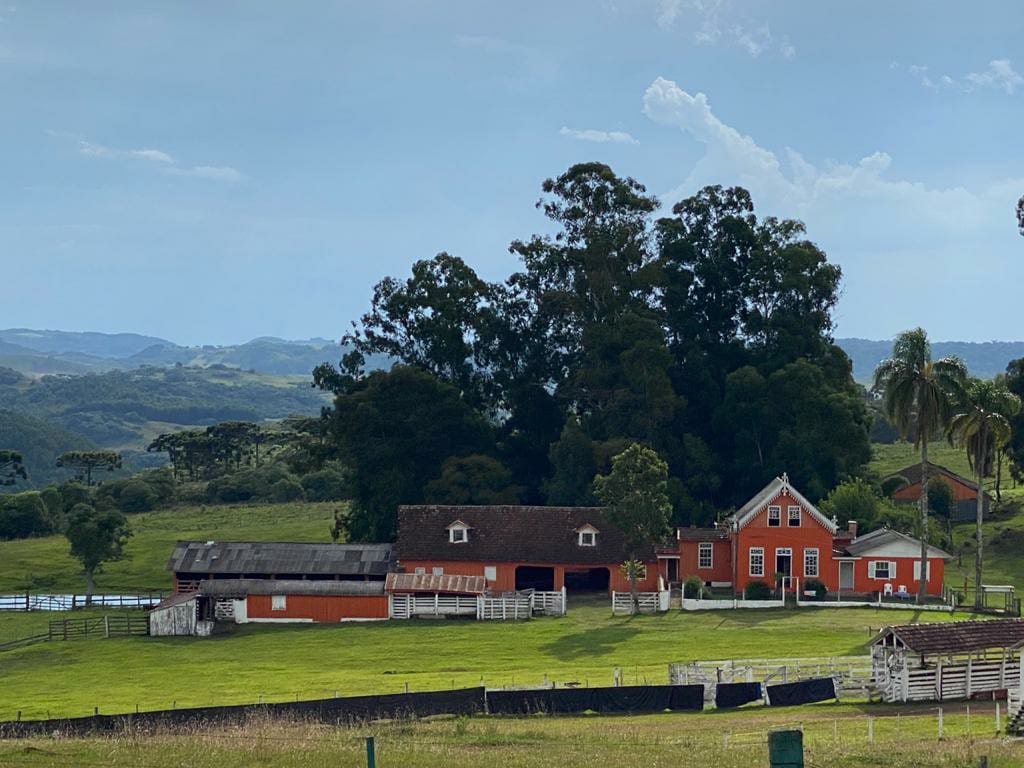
xmin=149 ymin=591 xmax=214 ymax=637
xmin=199 ymin=579 xmax=390 ymax=623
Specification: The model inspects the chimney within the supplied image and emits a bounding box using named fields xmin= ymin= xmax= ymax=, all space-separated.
xmin=847 ymin=520 xmax=858 ymax=539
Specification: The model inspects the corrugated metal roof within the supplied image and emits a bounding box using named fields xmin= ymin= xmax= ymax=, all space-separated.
xmin=199 ymin=579 xmax=385 ymax=597
xmin=167 ymin=541 xmax=394 ymax=577
xmin=872 ymin=619 xmax=1024 ymax=654
xmin=844 ymin=528 xmax=952 ymax=559
xmin=385 ymin=572 xmax=487 ymax=595
xmin=152 ymin=592 xmax=198 ymax=611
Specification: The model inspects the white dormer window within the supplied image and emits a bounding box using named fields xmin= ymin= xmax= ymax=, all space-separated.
xmin=447 ymin=520 xmax=470 ymax=543
xmin=576 ymin=524 xmax=599 ymax=547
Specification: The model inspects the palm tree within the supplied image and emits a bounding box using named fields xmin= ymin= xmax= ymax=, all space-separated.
xmin=873 ymin=328 xmax=967 ymax=604
xmin=949 ymin=378 xmax=1021 ymax=607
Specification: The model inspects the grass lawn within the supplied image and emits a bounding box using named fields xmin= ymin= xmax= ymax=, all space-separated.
xmin=0 ymin=602 xmax=971 ymax=721
xmin=0 ymin=502 xmax=339 ymax=593
xmin=0 ymin=704 xmax=1019 ymax=767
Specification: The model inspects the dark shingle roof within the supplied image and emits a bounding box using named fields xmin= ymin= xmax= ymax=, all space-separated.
xmin=168 ymin=541 xmax=394 ymax=577
xmin=677 ymin=528 xmax=729 ymax=542
xmin=385 ymin=572 xmax=487 ymax=595
xmin=396 ymin=506 xmax=655 ymax=565
xmin=872 ymin=619 xmax=1024 ymax=655
xmin=885 ymin=462 xmax=988 ymax=497
xmin=199 ymin=579 xmax=385 ymax=597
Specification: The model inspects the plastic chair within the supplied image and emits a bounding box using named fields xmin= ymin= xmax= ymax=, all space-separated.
xmin=883 ymin=583 xmax=894 ymax=596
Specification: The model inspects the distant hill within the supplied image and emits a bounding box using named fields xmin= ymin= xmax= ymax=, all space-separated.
xmin=0 ymin=408 xmax=95 ymax=489
xmin=0 ymin=328 xmax=171 ymax=358
xmin=836 ymin=338 xmax=1024 ymax=383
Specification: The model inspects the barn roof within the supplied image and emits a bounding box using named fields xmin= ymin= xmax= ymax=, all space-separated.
xmin=168 ymin=541 xmax=394 ymax=577
xmin=395 ymin=505 xmax=656 ymax=565
xmin=885 ymin=462 xmax=990 ymax=498
xmin=871 ymin=619 xmax=1024 ymax=655
xmin=844 ymin=528 xmax=952 ymax=559
xmin=152 ymin=591 xmax=198 ymax=611
xmin=199 ymin=579 xmax=385 ymax=597
xmin=385 ymin=572 xmax=487 ymax=595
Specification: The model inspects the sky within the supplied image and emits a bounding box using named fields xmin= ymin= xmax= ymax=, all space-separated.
xmin=1 ymin=1 xmax=1022 ymax=346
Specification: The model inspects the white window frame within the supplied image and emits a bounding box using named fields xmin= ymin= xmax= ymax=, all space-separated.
xmin=749 ymin=547 xmax=765 ymax=577
xmin=913 ymin=561 xmax=931 ymax=581
xmin=803 ymin=548 xmax=819 ymax=578
xmin=414 ymin=567 xmax=426 ymax=575
xmin=698 ymin=542 xmax=713 ymax=569
xmin=449 ymin=525 xmax=468 ymax=544
xmin=578 ymin=530 xmax=596 ymax=547
xmin=484 ymin=565 xmax=497 ymax=581
xmin=271 ymin=594 xmax=287 ymax=611
xmin=767 ymin=506 xmax=781 ymax=527
xmin=869 ymin=560 xmax=897 ymax=580
xmin=432 ymin=566 xmax=444 ymax=576
xmin=787 ymin=505 xmax=801 ymax=527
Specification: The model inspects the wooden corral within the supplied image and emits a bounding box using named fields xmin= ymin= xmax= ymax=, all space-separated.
xmin=870 ymin=619 xmax=1024 ymax=705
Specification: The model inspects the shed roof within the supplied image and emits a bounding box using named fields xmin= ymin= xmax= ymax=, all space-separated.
xmin=168 ymin=541 xmax=394 ymax=577
xmin=396 ymin=505 xmax=656 ymax=564
xmin=152 ymin=592 xmax=198 ymax=611
xmin=871 ymin=619 xmax=1024 ymax=655
xmin=676 ymin=527 xmax=730 ymax=542
xmin=385 ymin=572 xmax=487 ymax=595
xmin=885 ymin=462 xmax=991 ymax=498
xmin=844 ymin=528 xmax=952 ymax=559
xmin=199 ymin=579 xmax=385 ymax=597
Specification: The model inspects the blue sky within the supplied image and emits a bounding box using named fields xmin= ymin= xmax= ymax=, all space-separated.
xmin=2 ymin=1 xmax=1022 ymax=345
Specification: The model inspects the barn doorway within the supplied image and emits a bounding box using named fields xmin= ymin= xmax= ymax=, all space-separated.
xmin=515 ymin=566 xmax=555 ymax=591
xmin=563 ymin=567 xmax=610 ymax=592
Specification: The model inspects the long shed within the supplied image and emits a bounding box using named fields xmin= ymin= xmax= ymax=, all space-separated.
xmin=200 ymin=579 xmax=390 ymax=623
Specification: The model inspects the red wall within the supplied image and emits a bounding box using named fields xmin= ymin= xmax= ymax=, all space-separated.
xmin=246 ymin=594 xmax=389 ymax=622
xmin=677 ymin=540 xmax=732 ymax=584
xmin=846 ymin=556 xmax=945 ymax=596
xmin=397 ymin=560 xmax=660 ymax=593
xmin=892 ymin=479 xmax=976 ymax=502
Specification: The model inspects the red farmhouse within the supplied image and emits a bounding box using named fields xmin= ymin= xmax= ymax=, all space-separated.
xmin=394 ymin=505 xmax=660 ymax=594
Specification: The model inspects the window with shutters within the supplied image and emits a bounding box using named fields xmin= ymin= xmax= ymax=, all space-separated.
xmin=869 ymin=561 xmax=896 ymax=580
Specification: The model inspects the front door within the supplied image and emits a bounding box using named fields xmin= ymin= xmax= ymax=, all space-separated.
xmin=839 ymin=561 xmax=854 ymax=591
xmin=775 ymin=548 xmax=792 ymax=589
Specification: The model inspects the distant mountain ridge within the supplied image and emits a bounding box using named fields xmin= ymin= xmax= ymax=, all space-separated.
xmin=836 ymin=338 xmax=1024 ymax=383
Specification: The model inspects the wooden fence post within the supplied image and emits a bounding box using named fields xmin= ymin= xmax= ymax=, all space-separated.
xmin=937 ymin=707 xmax=944 ymax=740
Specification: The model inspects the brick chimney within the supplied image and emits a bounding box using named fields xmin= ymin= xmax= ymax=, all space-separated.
xmin=847 ymin=520 xmax=858 ymax=538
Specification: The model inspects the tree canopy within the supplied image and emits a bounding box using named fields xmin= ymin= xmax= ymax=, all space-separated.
xmin=0 ymin=449 xmax=27 ymax=486
xmin=64 ymin=503 xmax=132 ymax=604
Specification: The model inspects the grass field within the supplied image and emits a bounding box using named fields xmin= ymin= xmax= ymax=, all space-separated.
xmin=0 ymin=704 xmax=1020 ymax=767
xmin=0 ymin=502 xmax=338 ymax=592
xmin=0 ymin=602 xmax=969 ymax=721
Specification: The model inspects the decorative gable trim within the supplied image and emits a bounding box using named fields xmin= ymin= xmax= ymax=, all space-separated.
xmin=730 ymin=474 xmax=837 ymax=534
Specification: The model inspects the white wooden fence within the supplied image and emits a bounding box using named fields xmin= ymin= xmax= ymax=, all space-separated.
xmin=680 ymin=597 xmax=786 ymax=610
xmin=611 ymin=590 xmax=670 ymax=615
xmin=389 ymin=589 xmax=566 ymax=621
xmin=0 ymin=593 xmax=165 ymax=611
xmin=874 ymin=653 xmax=1022 ymax=704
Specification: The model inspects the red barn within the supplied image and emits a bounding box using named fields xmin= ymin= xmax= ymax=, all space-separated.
xmin=394 ymin=505 xmax=660 ymax=594
xmin=886 ymin=462 xmax=991 ymax=522
xmin=200 ymin=579 xmax=390 ymax=623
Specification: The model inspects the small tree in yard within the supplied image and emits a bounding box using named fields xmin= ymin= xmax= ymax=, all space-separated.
xmin=56 ymin=451 xmax=122 ymax=486
xmin=65 ymin=503 xmax=131 ymax=606
xmin=593 ymin=443 xmax=672 ymax=614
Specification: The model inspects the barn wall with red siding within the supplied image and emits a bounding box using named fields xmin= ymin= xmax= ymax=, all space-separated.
xmin=246 ymin=594 xmax=389 ymax=622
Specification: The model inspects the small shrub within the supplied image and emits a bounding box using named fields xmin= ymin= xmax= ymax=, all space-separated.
xmin=0 ymin=492 xmax=52 ymax=540
xmin=300 ymin=466 xmax=352 ymax=502
xmin=271 ymin=477 xmax=305 ymax=503
xmin=803 ymin=578 xmax=828 ymax=600
xmin=743 ymin=580 xmax=773 ymax=600
xmin=682 ymin=575 xmax=705 ymax=599
xmin=117 ymin=479 xmax=160 ymax=513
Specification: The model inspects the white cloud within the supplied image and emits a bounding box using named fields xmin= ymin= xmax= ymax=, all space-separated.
xmin=656 ymin=0 xmax=794 ymax=59
xmin=559 ymin=126 xmax=638 ymax=145
xmin=641 ymin=76 xmax=1024 ymax=339
xmin=58 ymin=134 xmax=240 ymax=182
xmin=900 ymin=59 xmax=1023 ymax=95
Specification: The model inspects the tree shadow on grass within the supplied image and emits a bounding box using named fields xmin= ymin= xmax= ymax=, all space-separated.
xmin=540 ymin=626 xmax=641 ymax=660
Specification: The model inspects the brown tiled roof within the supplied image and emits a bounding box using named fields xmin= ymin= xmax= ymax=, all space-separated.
xmin=385 ymin=572 xmax=487 ymax=595
xmin=676 ymin=527 xmax=729 ymax=542
xmin=873 ymin=619 xmax=1024 ymax=654
xmin=395 ymin=505 xmax=656 ymax=565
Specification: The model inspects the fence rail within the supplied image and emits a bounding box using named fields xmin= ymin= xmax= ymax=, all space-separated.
xmin=0 ymin=592 xmax=166 ymax=612
xmin=47 ymin=615 xmax=150 ymax=641
xmin=611 ymin=590 xmax=669 ymax=615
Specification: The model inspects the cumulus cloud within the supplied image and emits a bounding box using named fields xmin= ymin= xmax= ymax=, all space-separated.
xmin=641 ymin=76 xmax=1024 ymax=338
xmin=657 ymin=0 xmax=794 ymax=59
xmin=559 ymin=126 xmax=638 ymax=145
xmin=898 ymin=59 xmax=1023 ymax=95
xmin=57 ymin=134 xmax=241 ymax=182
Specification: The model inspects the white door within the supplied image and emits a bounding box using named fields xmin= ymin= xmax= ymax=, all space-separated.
xmin=839 ymin=561 xmax=854 ymax=590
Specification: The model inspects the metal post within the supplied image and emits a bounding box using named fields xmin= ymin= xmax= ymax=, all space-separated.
xmin=365 ymin=736 xmax=376 ymax=768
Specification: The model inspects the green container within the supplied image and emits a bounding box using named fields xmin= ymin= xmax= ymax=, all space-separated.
xmin=767 ymin=729 xmax=804 ymax=768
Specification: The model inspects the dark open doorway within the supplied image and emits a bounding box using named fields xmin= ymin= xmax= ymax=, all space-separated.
xmin=515 ymin=565 xmax=555 ymax=591
xmin=563 ymin=567 xmax=610 ymax=592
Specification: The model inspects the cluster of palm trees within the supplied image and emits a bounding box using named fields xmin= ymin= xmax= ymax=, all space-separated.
xmin=874 ymin=328 xmax=1021 ymax=606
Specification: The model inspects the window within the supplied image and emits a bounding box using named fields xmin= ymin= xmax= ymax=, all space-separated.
xmin=579 ymin=531 xmax=596 ymax=547
xmin=432 ymin=566 xmax=444 ymax=576
xmin=749 ymin=547 xmax=765 ymax=577
xmin=869 ymin=561 xmax=897 ymax=580
xmin=788 ymin=506 xmax=801 ymax=527
xmin=414 ymin=567 xmax=426 ymax=575
xmin=271 ymin=595 xmax=287 ymax=611
xmin=449 ymin=524 xmax=469 ymax=543
xmin=767 ymin=506 xmax=781 ymax=527
xmin=913 ymin=561 xmax=931 ymax=581
xmin=698 ymin=542 xmax=713 ymax=569
xmin=484 ymin=566 xmax=497 ymax=581
xmin=803 ymin=548 xmax=819 ymax=577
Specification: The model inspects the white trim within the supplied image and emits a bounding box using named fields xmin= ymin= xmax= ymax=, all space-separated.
xmin=749 ymin=547 xmax=765 ymax=577
xmin=913 ymin=560 xmax=932 ymax=581
xmin=578 ymin=530 xmax=597 ymax=547
xmin=271 ymin=594 xmax=287 ymax=611
xmin=767 ymin=505 xmax=781 ymax=527
xmin=730 ymin=475 xmax=838 ymax=534
xmin=431 ymin=566 xmax=444 ymax=576
xmin=449 ymin=525 xmax=469 ymax=544
xmin=484 ymin=565 xmax=497 ymax=581
xmin=787 ymin=505 xmax=801 ymax=527
xmin=245 ymin=617 xmax=315 ymax=624
xmin=698 ymin=542 xmax=713 ymax=569
xmin=804 ymin=547 xmax=819 ymax=578
xmin=868 ymin=560 xmax=898 ymax=580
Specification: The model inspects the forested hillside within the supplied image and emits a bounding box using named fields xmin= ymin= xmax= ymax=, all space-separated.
xmin=0 ymin=409 xmax=94 ymax=487
xmin=838 ymin=338 xmax=1024 ymax=383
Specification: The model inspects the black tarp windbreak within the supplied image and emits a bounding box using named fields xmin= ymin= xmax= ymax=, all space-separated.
xmin=714 ymin=682 xmax=763 ymax=709
xmin=485 ymin=685 xmax=704 ymax=715
xmin=765 ymin=678 xmax=836 ymax=707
